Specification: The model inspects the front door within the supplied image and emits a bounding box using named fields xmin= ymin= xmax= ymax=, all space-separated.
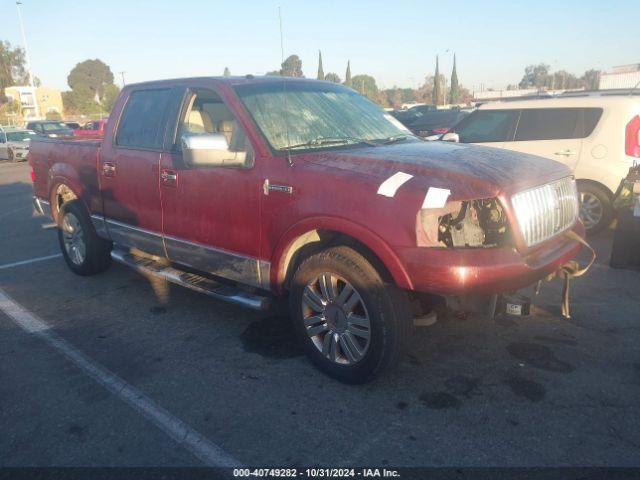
xmin=159 ymin=87 xmax=266 ymax=289
xmin=99 ymin=87 xmax=172 ymax=256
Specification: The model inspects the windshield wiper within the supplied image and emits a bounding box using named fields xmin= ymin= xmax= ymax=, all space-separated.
xmin=379 ymin=135 xmax=409 ymax=145
xmin=281 ymin=136 xmax=376 ymax=151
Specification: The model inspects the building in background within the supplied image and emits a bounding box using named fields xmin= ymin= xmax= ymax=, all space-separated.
xmin=3 ymin=86 xmax=64 ymax=124
xmin=599 ymin=64 xmax=640 ymax=90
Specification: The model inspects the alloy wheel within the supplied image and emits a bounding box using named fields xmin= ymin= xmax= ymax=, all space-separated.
xmin=579 ymin=192 xmax=603 ymax=230
xmin=301 ymin=272 xmax=371 ymax=365
xmin=62 ymin=212 xmax=86 ymax=266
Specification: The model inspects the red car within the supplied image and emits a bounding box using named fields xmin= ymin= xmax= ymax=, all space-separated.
xmin=29 ymin=76 xmax=585 ymax=383
xmin=73 ymin=119 xmax=108 ymax=137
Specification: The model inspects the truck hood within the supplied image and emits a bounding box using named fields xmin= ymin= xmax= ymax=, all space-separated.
xmin=304 ymin=140 xmax=571 ymax=200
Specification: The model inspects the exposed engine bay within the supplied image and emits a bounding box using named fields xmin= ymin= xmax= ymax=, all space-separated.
xmin=438 ymin=198 xmax=510 ymax=248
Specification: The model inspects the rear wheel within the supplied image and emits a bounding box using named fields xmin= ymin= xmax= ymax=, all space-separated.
xmin=8 ymin=149 xmax=15 ymax=163
xmin=578 ymin=183 xmax=613 ymax=234
xmin=58 ymin=200 xmax=112 ymax=275
xmin=289 ymin=246 xmax=410 ymax=384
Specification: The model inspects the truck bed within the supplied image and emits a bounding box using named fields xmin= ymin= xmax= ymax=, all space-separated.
xmin=30 ymin=137 xmax=103 ymax=215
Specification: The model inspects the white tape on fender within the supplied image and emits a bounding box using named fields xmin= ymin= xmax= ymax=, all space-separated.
xmin=422 ymin=187 xmax=451 ymax=209
xmin=377 ymin=172 xmax=413 ymax=197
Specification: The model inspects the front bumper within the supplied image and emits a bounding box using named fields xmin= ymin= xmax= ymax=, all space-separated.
xmin=396 ymin=222 xmax=585 ymax=296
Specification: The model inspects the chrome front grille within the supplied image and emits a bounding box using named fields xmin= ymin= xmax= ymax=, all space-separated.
xmin=511 ymin=177 xmax=579 ymax=247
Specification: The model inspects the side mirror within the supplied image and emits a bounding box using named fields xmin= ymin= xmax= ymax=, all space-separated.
xmin=441 ymin=132 xmax=460 ymax=143
xmin=181 ymin=133 xmax=250 ymax=168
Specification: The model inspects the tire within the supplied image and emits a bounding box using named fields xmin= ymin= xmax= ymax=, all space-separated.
xmin=289 ymin=246 xmax=411 ymax=384
xmin=578 ymin=183 xmax=614 ymax=235
xmin=58 ymin=200 xmax=112 ymax=275
xmin=8 ymin=149 xmax=15 ymax=163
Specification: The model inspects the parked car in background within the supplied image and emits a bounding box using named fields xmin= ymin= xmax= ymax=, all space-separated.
xmin=443 ymin=94 xmax=640 ymax=233
xmin=406 ymin=108 xmax=470 ymax=137
xmin=63 ymin=121 xmax=81 ymax=130
xmin=30 ymin=76 xmax=585 ymax=383
xmin=0 ymin=126 xmax=37 ymax=162
xmin=390 ymin=104 xmax=437 ymax=126
xmin=74 ymin=119 xmax=108 ymax=137
xmin=26 ymin=120 xmax=75 ymax=138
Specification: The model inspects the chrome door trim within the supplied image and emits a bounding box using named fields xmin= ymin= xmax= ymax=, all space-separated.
xmin=103 ymin=218 xmax=165 ymax=257
xmin=98 ymin=218 xmax=270 ymax=290
xmin=164 ymin=234 xmax=270 ymax=291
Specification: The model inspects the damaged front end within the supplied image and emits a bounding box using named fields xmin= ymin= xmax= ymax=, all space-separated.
xmin=413 ymin=188 xmax=594 ymax=322
xmin=417 ymin=197 xmax=512 ymax=248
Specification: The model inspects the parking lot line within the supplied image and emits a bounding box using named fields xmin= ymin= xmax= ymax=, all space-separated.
xmin=0 ymin=254 xmax=62 ymax=271
xmin=0 ymin=287 xmax=242 ymax=468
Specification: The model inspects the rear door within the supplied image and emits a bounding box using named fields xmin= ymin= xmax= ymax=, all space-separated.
xmin=99 ymin=87 xmax=172 ymax=256
xmin=504 ymin=108 xmax=584 ymax=170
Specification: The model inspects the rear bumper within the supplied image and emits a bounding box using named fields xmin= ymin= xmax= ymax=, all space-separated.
xmin=32 ymin=196 xmax=51 ymax=217
xmin=396 ymin=222 xmax=585 ymax=296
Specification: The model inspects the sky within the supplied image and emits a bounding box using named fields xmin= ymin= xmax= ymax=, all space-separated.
xmin=2 ymin=0 xmax=639 ymax=93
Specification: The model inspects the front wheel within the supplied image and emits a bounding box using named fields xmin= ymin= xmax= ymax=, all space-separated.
xmin=58 ymin=200 xmax=112 ymax=275
xmin=8 ymin=149 xmax=15 ymax=163
xmin=289 ymin=246 xmax=411 ymax=384
xmin=578 ymin=183 xmax=613 ymax=235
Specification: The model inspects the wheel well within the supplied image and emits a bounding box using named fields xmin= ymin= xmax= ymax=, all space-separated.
xmin=52 ymin=184 xmax=78 ymax=221
xmin=281 ymin=229 xmax=394 ymax=291
xmin=575 ymin=179 xmax=614 ymax=200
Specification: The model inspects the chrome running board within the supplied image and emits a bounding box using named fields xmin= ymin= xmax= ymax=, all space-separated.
xmin=111 ymin=248 xmax=270 ymax=311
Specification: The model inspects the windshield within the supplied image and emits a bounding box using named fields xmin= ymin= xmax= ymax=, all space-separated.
xmin=234 ymin=81 xmax=412 ymax=152
xmin=6 ymin=131 xmax=37 ymax=141
xmin=42 ymin=122 xmax=72 ymax=132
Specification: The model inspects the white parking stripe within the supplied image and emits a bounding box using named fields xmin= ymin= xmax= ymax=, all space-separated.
xmin=0 ymin=254 xmax=62 ymax=271
xmin=0 ymin=287 xmax=242 ymax=467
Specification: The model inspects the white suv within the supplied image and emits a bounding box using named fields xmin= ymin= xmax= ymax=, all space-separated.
xmin=447 ymin=93 xmax=640 ymax=232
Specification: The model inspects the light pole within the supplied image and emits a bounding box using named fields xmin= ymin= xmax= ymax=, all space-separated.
xmin=119 ymin=71 xmax=127 ymax=87
xmin=15 ymin=1 xmax=40 ymax=118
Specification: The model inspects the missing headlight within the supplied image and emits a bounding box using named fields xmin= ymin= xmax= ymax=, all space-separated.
xmin=438 ymin=198 xmax=510 ymax=248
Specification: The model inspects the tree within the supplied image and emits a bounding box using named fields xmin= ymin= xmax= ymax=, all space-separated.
xmin=324 ymin=72 xmax=341 ymax=83
xmin=581 ymin=69 xmax=600 ymax=90
xmin=317 ymin=51 xmax=324 ymax=80
xmin=102 ymin=84 xmax=121 ymax=113
xmin=448 ymin=54 xmax=460 ymax=104
xmin=519 ymin=63 xmax=550 ymax=89
xmin=0 ymin=41 xmax=29 ymax=101
xmin=223 ymin=67 xmax=230 ymax=76
xmin=351 ymin=74 xmax=378 ymax=101
xmin=61 ymin=90 xmax=101 ymax=115
xmin=67 ymin=59 xmax=115 ymax=102
xmin=432 ymin=55 xmax=441 ymax=106
xmin=265 ymin=70 xmax=281 ymax=76
xmin=344 ymin=61 xmax=352 ymax=87
xmin=281 ymin=55 xmax=303 ymax=77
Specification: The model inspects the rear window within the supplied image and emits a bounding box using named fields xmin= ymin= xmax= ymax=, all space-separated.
xmin=583 ymin=108 xmax=603 ymax=137
xmin=454 ymin=110 xmax=519 ymax=143
xmin=515 ymin=108 xmax=581 ymax=141
xmin=115 ymin=89 xmax=171 ymax=149
xmin=513 ymin=107 xmax=603 ymax=141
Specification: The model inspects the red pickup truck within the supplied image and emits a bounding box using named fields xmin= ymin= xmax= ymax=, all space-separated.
xmin=30 ymin=76 xmax=584 ymax=383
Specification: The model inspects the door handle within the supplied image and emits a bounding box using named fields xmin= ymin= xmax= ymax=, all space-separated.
xmin=160 ymin=169 xmax=178 ymax=186
xmin=102 ymin=162 xmax=116 ymax=177
xmin=554 ymin=150 xmax=577 ymax=157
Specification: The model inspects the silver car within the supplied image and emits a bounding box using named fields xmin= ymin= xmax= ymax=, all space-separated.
xmin=0 ymin=126 xmax=38 ymax=162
